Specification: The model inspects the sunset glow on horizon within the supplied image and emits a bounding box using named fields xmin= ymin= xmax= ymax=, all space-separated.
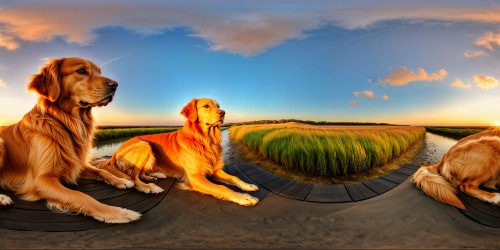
xmin=1 ymin=1 xmax=500 ymax=127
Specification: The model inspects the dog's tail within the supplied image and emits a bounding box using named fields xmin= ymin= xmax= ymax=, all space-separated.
xmin=412 ymin=161 xmax=465 ymax=210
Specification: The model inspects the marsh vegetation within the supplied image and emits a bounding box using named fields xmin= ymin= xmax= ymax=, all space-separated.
xmin=230 ymin=123 xmax=425 ymax=178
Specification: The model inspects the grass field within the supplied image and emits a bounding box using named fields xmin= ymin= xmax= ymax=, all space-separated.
xmin=230 ymin=123 xmax=425 ymax=177
xmin=94 ymin=127 xmax=180 ymax=143
xmin=425 ymin=127 xmax=486 ymax=140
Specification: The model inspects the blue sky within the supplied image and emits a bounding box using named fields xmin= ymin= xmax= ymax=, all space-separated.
xmin=1 ymin=0 xmax=500 ymax=126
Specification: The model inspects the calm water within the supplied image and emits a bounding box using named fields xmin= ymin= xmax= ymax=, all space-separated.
xmin=91 ymin=130 xmax=232 ymax=158
xmin=91 ymin=131 xmax=459 ymax=165
xmin=410 ymin=132 xmax=458 ymax=166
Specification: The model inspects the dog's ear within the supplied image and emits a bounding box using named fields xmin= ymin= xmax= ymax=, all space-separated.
xmin=28 ymin=58 xmax=62 ymax=102
xmin=181 ymin=98 xmax=198 ymax=122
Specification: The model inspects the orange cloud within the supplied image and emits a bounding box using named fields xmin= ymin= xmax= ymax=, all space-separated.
xmin=348 ymin=100 xmax=360 ymax=106
xmin=464 ymin=50 xmax=488 ymax=58
xmin=1 ymin=2 xmax=500 ymax=55
xmin=379 ymin=67 xmax=448 ymax=86
xmin=193 ymin=16 xmax=317 ymax=56
xmin=475 ymin=31 xmax=500 ymax=51
xmin=382 ymin=95 xmax=389 ymax=101
xmin=0 ymin=34 xmax=18 ymax=51
xmin=0 ymin=79 xmax=6 ymax=88
xmin=354 ymin=90 xmax=376 ymax=100
xmin=450 ymin=78 xmax=472 ymax=89
xmin=473 ymin=74 xmax=499 ymax=89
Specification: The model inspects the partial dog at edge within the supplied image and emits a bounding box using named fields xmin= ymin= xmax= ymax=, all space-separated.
xmin=0 ymin=57 xmax=140 ymax=223
xmin=94 ymin=98 xmax=260 ymax=206
xmin=412 ymin=129 xmax=500 ymax=209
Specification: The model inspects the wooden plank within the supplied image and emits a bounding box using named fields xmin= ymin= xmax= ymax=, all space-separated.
xmin=236 ymin=162 xmax=259 ymax=171
xmin=0 ymin=208 xmax=89 ymax=223
xmin=279 ymin=182 xmax=313 ymax=201
xmin=228 ymin=165 xmax=269 ymax=201
xmin=362 ymin=178 xmax=397 ymax=195
xmin=241 ymin=166 xmax=267 ymax=176
xmin=246 ymin=171 xmax=279 ymax=185
xmin=0 ymin=217 xmax=110 ymax=232
xmin=222 ymin=165 xmax=239 ymax=176
xmin=0 ymin=178 xmax=175 ymax=231
xmin=392 ymin=165 xmax=417 ymax=176
xmin=305 ymin=184 xmax=352 ymax=203
xmin=461 ymin=210 xmax=500 ymax=228
xmin=261 ymin=177 xmax=295 ymax=194
xmin=458 ymin=191 xmax=500 ymax=219
xmin=380 ymin=172 xmax=409 ymax=184
xmin=404 ymin=164 xmax=421 ymax=171
xmin=345 ymin=182 xmax=378 ymax=202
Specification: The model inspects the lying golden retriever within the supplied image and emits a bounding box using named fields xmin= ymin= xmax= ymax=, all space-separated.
xmin=95 ymin=98 xmax=260 ymax=206
xmin=0 ymin=57 xmax=141 ymax=223
xmin=412 ymin=129 xmax=500 ymax=209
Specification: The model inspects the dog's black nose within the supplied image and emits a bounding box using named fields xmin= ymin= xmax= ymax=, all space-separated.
xmin=219 ymin=110 xmax=225 ymax=116
xmin=106 ymin=80 xmax=118 ymax=90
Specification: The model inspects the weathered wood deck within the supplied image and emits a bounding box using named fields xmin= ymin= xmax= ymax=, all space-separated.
xmin=0 ymin=163 xmax=498 ymax=249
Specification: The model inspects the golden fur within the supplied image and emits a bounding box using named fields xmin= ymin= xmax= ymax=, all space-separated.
xmin=0 ymin=57 xmax=141 ymax=223
xmin=95 ymin=98 xmax=260 ymax=206
xmin=412 ymin=129 xmax=500 ymax=209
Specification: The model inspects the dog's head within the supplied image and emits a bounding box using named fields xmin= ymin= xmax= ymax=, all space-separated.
xmin=28 ymin=57 xmax=118 ymax=112
xmin=181 ymin=98 xmax=225 ymax=128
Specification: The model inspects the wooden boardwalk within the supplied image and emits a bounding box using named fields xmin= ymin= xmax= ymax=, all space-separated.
xmin=0 ymin=163 xmax=498 ymax=232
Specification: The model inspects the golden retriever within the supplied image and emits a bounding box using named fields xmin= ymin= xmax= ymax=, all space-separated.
xmin=95 ymin=98 xmax=260 ymax=206
xmin=412 ymin=129 xmax=500 ymax=209
xmin=0 ymin=57 xmax=141 ymax=223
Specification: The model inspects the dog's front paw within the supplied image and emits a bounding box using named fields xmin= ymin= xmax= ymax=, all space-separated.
xmin=0 ymin=194 xmax=13 ymax=206
xmin=94 ymin=207 xmax=142 ymax=224
xmin=489 ymin=193 xmax=500 ymax=206
xmin=240 ymin=183 xmax=259 ymax=192
xmin=234 ymin=193 xmax=259 ymax=207
xmin=114 ymin=178 xmax=134 ymax=189
xmin=137 ymin=183 xmax=164 ymax=194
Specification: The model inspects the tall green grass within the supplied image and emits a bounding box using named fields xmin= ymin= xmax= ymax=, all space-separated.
xmin=230 ymin=124 xmax=425 ymax=177
xmin=94 ymin=127 xmax=179 ymax=143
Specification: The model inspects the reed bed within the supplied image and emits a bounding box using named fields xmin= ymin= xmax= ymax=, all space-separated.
xmin=94 ymin=127 xmax=179 ymax=143
xmin=425 ymin=127 xmax=485 ymax=140
xmin=230 ymin=123 xmax=425 ymax=177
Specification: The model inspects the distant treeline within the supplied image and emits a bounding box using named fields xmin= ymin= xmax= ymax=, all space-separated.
xmin=425 ymin=127 xmax=487 ymax=140
xmin=226 ymin=119 xmax=392 ymax=127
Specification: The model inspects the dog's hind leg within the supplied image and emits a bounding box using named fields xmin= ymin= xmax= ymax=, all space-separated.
xmin=115 ymin=141 xmax=163 ymax=194
xmin=460 ymin=176 xmax=500 ymax=206
xmin=0 ymin=138 xmax=13 ymax=206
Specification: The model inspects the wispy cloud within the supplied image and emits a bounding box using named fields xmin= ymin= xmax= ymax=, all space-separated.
xmin=0 ymin=1 xmax=500 ymax=55
xmin=348 ymin=100 xmax=360 ymax=106
xmin=475 ymin=31 xmax=500 ymax=51
xmin=473 ymin=74 xmax=499 ymax=89
xmin=0 ymin=79 xmax=6 ymax=88
xmin=450 ymin=78 xmax=472 ymax=89
xmin=354 ymin=90 xmax=376 ymax=100
xmin=0 ymin=34 xmax=18 ymax=51
xmin=379 ymin=67 xmax=448 ymax=86
xmin=464 ymin=50 xmax=488 ymax=58
xmin=382 ymin=95 xmax=389 ymax=101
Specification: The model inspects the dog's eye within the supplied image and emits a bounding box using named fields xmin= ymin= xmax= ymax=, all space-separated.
xmin=203 ymin=105 xmax=209 ymax=108
xmin=76 ymin=68 xmax=87 ymax=75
